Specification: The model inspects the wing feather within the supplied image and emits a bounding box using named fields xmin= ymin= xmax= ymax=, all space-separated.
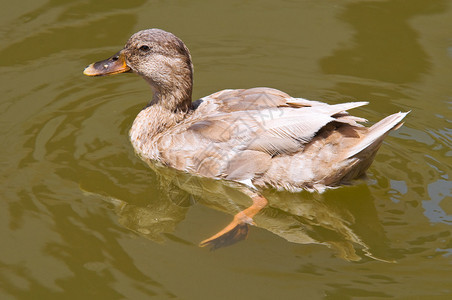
xmin=192 ymin=89 xmax=370 ymax=156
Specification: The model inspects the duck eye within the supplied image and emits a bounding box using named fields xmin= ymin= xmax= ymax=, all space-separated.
xmin=139 ymin=45 xmax=150 ymax=52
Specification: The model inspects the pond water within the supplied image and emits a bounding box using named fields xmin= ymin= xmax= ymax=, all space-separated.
xmin=1 ymin=0 xmax=451 ymax=299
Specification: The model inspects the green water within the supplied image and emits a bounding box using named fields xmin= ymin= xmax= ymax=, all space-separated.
xmin=1 ymin=0 xmax=451 ymax=299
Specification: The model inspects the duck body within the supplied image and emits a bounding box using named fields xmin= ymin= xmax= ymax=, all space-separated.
xmin=129 ymin=86 xmax=406 ymax=192
xmin=84 ymin=29 xmax=407 ymax=248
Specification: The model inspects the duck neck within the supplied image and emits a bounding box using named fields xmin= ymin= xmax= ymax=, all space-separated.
xmin=147 ymin=63 xmax=193 ymax=113
xmin=131 ymin=65 xmax=193 ymax=144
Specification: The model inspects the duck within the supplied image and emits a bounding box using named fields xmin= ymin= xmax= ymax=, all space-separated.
xmin=83 ymin=28 xmax=408 ymax=249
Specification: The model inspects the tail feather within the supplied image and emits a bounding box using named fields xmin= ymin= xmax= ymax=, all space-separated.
xmin=310 ymin=101 xmax=369 ymax=116
xmin=347 ymin=111 xmax=409 ymax=158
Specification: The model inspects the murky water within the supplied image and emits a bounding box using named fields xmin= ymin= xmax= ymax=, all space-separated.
xmin=1 ymin=0 xmax=451 ymax=299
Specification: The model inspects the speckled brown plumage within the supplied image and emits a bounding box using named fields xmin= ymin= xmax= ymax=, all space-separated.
xmin=129 ymin=85 xmax=406 ymax=192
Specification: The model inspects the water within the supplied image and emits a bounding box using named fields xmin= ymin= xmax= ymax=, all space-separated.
xmin=1 ymin=0 xmax=451 ymax=299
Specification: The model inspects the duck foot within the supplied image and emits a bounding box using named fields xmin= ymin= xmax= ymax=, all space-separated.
xmin=199 ymin=222 xmax=250 ymax=250
xmin=199 ymin=193 xmax=268 ymax=250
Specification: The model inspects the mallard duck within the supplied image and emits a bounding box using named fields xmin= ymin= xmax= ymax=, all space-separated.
xmin=84 ymin=28 xmax=408 ymax=248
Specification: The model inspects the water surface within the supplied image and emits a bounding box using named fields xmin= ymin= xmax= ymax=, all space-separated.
xmin=1 ymin=0 xmax=451 ymax=299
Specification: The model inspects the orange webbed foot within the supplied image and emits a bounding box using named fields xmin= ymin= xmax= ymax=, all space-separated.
xmin=199 ymin=194 xmax=268 ymax=250
xmin=199 ymin=223 xmax=250 ymax=250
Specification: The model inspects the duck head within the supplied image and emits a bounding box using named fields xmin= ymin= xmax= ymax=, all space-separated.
xmin=84 ymin=29 xmax=194 ymax=111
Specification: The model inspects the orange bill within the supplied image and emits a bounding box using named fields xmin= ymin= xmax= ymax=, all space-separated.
xmin=83 ymin=51 xmax=130 ymax=76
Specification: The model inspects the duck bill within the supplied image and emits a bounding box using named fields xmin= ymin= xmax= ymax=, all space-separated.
xmin=83 ymin=51 xmax=131 ymax=76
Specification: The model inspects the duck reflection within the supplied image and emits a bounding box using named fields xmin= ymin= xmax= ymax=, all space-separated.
xmin=94 ymin=162 xmax=394 ymax=262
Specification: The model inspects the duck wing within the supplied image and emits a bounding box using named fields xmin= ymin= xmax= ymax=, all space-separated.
xmin=177 ymin=88 xmax=368 ymax=181
xmin=194 ymin=88 xmax=368 ymax=156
